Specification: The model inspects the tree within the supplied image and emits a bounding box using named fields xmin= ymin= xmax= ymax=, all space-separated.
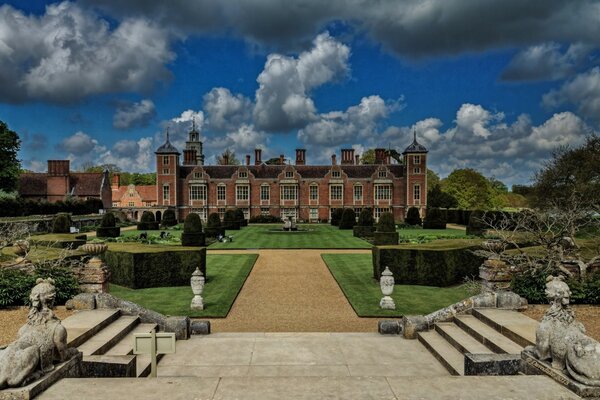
xmin=360 ymin=149 xmax=375 ymax=164
xmin=441 ymin=168 xmax=496 ymax=210
xmin=217 ymin=149 xmax=240 ymax=165
xmin=82 ymin=163 xmax=120 ymax=173
xmin=0 ymin=121 xmax=21 ymax=193
xmin=427 ymin=169 xmax=440 ymax=188
xmin=533 ymin=135 xmax=600 ymax=209
xmin=427 ymin=184 xmax=458 ymax=208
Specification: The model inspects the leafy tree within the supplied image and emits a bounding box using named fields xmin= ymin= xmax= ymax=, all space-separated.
xmin=441 ymin=168 xmax=496 ymax=210
xmin=427 ymin=184 xmax=458 ymax=208
xmin=489 ymin=177 xmax=508 ymax=193
xmin=217 ymin=149 xmax=240 ymax=165
xmin=533 ymin=135 xmax=600 ymax=209
xmin=427 ymin=169 xmax=440 ymax=188
xmin=0 ymin=121 xmax=21 ymax=193
xmin=360 ymin=149 xmax=375 ymax=164
xmin=82 ymin=163 xmax=120 ymax=173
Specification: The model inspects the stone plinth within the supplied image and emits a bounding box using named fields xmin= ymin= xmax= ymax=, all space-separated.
xmin=522 ymin=349 xmax=600 ymax=399
xmin=479 ymin=259 xmax=512 ymax=292
xmin=75 ymin=258 xmax=109 ymax=294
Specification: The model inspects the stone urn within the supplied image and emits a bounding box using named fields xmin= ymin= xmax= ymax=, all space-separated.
xmin=379 ymin=266 xmax=396 ymax=310
xmin=14 ymin=239 xmax=30 ymax=257
xmin=80 ymin=243 xmax=108 ymax=259
xmin=482 ymin=239 xmax=504 ymax=254
xmin=190 ymin=267 xmax=205 ymax=310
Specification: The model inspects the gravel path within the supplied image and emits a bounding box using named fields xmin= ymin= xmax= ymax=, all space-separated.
xmin=0 ymin=306 xmax=73 ymax=347
xmin=522 ymin=304 xmax=600 ymax=341
xmin=205 ymin=249 xmax=383 ymax=332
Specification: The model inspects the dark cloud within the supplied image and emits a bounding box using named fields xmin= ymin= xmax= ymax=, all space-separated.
xmin=113 ymin=99 xmax=156 ymax=130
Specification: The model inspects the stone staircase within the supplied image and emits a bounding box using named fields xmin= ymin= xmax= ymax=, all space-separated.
xmin=62 ymin=309 xmax=164 ymax=377
xmin=417 ymin=308 xmax=538 ymax=375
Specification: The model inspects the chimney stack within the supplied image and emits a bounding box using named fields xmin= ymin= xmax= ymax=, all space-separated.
xmin=183 ymin=149 xmax=197 ymax=165
xmin=295 ymin=149 xmax=306 ymax=165
xmin=47 ymin=160 xmax=70 ymax=176
xmin=223 ymin=153 xmax=229 ymax=165
xmin=331 ymin=154 xmax=337 ymax=165
xmin=279 ymin=154 xmax=285 ymax=165
xmin=355 ymin=154 xmax=360 ymax=165
xmin=375 ymin=148 xmax=386 ymax=164
xmin=254 ymin=148 xmax=262 ymax=165
xmin=246 ymin=154 xmax=251 ymax=166
xmin=341 ymin=148 xmax=355 ymax=165
xmin=111 ymin=173 xmax=120 ymax=190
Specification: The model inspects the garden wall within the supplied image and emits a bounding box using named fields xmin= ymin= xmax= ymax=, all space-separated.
xmin=372 ymin=239 xmax=484 ymax=287
xmin=0 ymin=215 xmax=103 ymax=233
xmin=102 ymin=244 xmax=206 ymax=289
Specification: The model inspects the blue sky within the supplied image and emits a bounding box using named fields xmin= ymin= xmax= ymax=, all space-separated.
xmin=1 ymin=1 xmax=599 ymax=187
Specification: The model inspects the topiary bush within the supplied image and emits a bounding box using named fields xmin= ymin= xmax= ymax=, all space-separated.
xmin=357 ymin=208 xmax=374 ymax=227
xmin=330 ymin=208 xmax=344 ymax=226
xmin=137 ymin=211 xmax=159 ymax=230
xmin=223 ymin=209 xmax=240 ymax=230
xmin=97 ymin=212 xmax=120 ymax=238
xmin=374 ymin=212 xmax=398 ymax=245
xmin=234 ymin=208 xmax=247 ymax=227
xmin=339 ymin=208 xmax=356 ymax=230
xmin=181 ymin=213 xmax=205 ymax=246
xmin=466 ymin=210 xmax=486 ymax=236
xmin=377 ymin=212 xmax=396 ymax=232
xmin=423 ymin=207 xmax=447 ymax=229
xmin=205 ymin=212 xmax=225 ymax=237
xmin=405 ymin=207 xmax=422 ymax=226
xmin=52 ymin=213 xmax=72 ymax=233
xmin=161 ymin=209 xmax=178 ymax=227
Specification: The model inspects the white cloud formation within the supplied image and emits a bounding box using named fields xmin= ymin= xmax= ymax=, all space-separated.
xmin=203 ymin=87 xmax=252 ymax=132
xmin=58 ymin=131 xmax=98 ymax=154
xmin=0 ymin=2 xmax=174 ymax=103
xmin=97 ymin=137 xmax=154 ymax=172
xmin=449 ymin=103 xmax=505 ymax=140
xmin=253 ymin=32 xmax=350 ymax=132
xmin=113 ymin=99 xmax=156 ymax=130
xmin=542 ymin=67 xmax=600 ymax=123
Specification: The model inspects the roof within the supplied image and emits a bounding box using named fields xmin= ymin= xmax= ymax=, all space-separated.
xmin=19 ymin=172 xmax=105 ymax=197
xmin=19 ymin=174 xmax=48 ymax=196
xmin=113 ymin=185 xmax=157 ymax=202
xmin=155 ymin=133 xmax=181 ymax=154
xmin=403 ymin=131 xmax=428 ymax=154
xmin=179 ymin=164 xmax=403 ymax=180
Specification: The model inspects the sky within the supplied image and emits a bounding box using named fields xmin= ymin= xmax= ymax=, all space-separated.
xmin=1 ymin=0 xmax=599 ymax=187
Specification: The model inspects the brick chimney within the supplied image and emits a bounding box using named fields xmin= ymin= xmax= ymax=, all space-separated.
xmin=375 ymin=148 xmax=386 ymax=164
xmin=246 ymin=154 xmax=251 ymax=166
xmin=111 ymin=173 xmax=120 ymax=190
xmin=223 ymin=153 xmax=229 ymax=165
xmin=183 ymin=149 xmax=197 ymax=165
xmin=47 ymin=160 xmax=70 ymax=176
xmin=295 ymin=149 xmax=306 ymax=165
xmin=279 ymin=154 xmax=285 ymax=165
xmin=254 ymin=148 xmax=262 ymax=165
xmin=341 ymin=148 xmax=355 ymax=165
xmin=355 ymin=154 xmax=360 ymax=165
xmin=331 ymin=154 xmax=337 ymax=165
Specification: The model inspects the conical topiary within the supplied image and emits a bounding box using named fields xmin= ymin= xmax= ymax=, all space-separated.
xmin=423 ymin=207 xmax=447 ymax=229
xmin=357 ymin=208 xmax=374 ymax=227
xmin=97 ymin=212 xmax=120 ymax=238
xmin=52 ymin=213 xmax=71 ymax=234
xmin=405 ymin=207 xmax=422 ymax=226
xmin=181 ymin=213 xmax=205 ymax=246
xmin=374 ymin=211 xmax=399 ymax=245
xmin=223 ymin=209 xmax=240 ymax=230
xmin=161 ymin=209 xmax=177 ymax=227
xmin=205 ymin=212 xmax=224 ymax=238
xmin=137 ymin=211 xmax=159 ymax=230
xmin=339 ymin=208 xmax=356 ymax=229
xmin=377 ymin=212 xmax=396 ymax=232
xmin=353 ymin=208 xmax=376 ymax=238
xmin=330 ymin=208 xmax=343 ymax=226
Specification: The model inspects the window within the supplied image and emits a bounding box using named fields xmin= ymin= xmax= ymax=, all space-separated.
xmin=280 ymin=185 xmax=298 ymax=200
xmin=414 ymin=184 xmax=421 ymax=201
xmin=217 ymin=185 xmax=226 ymax=201
xmin=378 ymin=170 xmax=387 ymax=178
xmin=281 ymin=208 xmax=298 ymax=219
xmin=129 ymin=192 xmax=134 ymax=197
xmin=285 ymin=171 xmax=294 ymax=178
xmin=331 ymin=170 xmax=341 ymax=178
xmin=189 ymin=185 xmax=207 ymax=201
xmin=193 ymin=172 xmax=201 ymax=179
xmin=236 ymin=185 xmax=249 ymax=201
xmin=261 ymin=207 xmax=270 ymax=216
xmin=163 ymin=156 xmax=169 ymax=165
xmin=239 ymin=171 xmax=247 ymax=178
xmin=218 ymin=207 xmax=225 ymax=219
xmin=354 ymin=208 xmax=362 ymax=218
xmin=310 ymin=208 xmax=318 ymax=220
xmin=162 ymin=168 xmax=169 ymax=175
xmin=414 ymin=155 xmax=420 ymax=164
xmin=261 ymin=185 xmax=270 ymax=201
xmin=309 ymin=185 xmax=318 ymax=200
xmin=112 ymin=202 xmax=118 ymax=207
xmin=374 ymin=207 xmax=390 ymax=221
xmin=330 ymin=185 xmax=343 ymax=200
xmin=375 ymin=185 xmax=392 ymax=200
xmin=128 ymin=202 xmax=135 ymax=207
xmin=354 ymin=185 xmax=363 ymax=201
xmin=192 ymin=208 xmax=207 ymax=221
xmin=414 ymin=167 xmax=421 ymax=174
xmin=162 ymin=185 xmax=170 ymax=202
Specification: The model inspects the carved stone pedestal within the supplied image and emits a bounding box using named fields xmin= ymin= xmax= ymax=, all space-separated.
xmin=75 ymin=257 xmax=110 ymax=294
xmin=479 ymin=259 xmax=512 ymax=292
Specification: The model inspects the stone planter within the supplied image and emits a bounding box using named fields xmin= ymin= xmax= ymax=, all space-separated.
xmin=479 ymin=258 xmax=512 ymax=292
xmin=77 ymin=242 xmax=110 ymax=294
xmin=379 ymin=266 xmax=396 ymax=310
xmin=190 ymin=267 xmax=205 ymax=310
xmin=80 ymin=243 xmax=108 ymax=258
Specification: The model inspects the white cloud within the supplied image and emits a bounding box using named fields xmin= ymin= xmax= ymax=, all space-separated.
xmin=97 ymin=137 xmax=154 ymax=172
xmin=542 ymin=67 xmax=600 ymax=122
xmin=203 ymin=87 xmax=252 ymax=132
xmin=113 ymin=99 xmax=156 ymax=130
xmin=58 ymin=131 xmax=97 ymax=154
xmin=0 ymin=2 xmax=174 ymax=103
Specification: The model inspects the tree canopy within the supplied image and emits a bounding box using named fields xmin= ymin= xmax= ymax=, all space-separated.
xmin=217 ymin=149 xmax=240 ymax=165
xmin=441 ymin=168 xmax=498 ymax=210
xmin=0 ymin=121 xmax=21 ymax=193
xmin=360 ymin=149 xmax=375 ymax=164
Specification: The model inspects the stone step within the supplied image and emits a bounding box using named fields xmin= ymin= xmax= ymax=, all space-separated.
xmin=417 ymin=331 xmax=464 ymax=375
xmin=62 ymin=309 xmax=121 ymax=348
xmin=77 ymin=316 xmax=140 ymax=356
xmin=104 ymin=323 xmax=158 ymax=356
xmin=472 ymin=308 xmax=537 ymax=347
xmin=454 ymin=314 xmax=524 ymax=354
xmin=434 ymin=323 xmax=494 ymax=355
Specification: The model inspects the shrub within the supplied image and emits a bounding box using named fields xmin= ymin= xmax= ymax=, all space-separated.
xmin=223 ymin=209 xmax=240 ymax=230
xmin=34 ymin=265 xmax=80 ymax=305
xmin=405 ymin=207 xmax=422 ymax=226
xmin=423 ymin=207 xmax=447 ymax=229
xmin=205 ymin=213 xmax=225 ymax=237
xmin=234 ymin=208 xmax=247 ymax=227
xmin=330 ymin=208 xmax=343 ymax=226
xmin=339 ymin=209 xmax=356 ymax=230
xmin=138 ymin=211 xmax=159 ymax=230
xmin=377 ymin=212 xmax=396 ymax=232
xmin=446 ymin=208 xmax=460 ymax=224
xmin=100 ymin=213 xmax=116 ymax=227
xmin=161 ymin=209 xmax=177 ymax=227
xmin=52 ymin=213 xmax=72 ymax=233
xmin=249 ymin=215 xmax=282 ymax=223
xmin=97 ymin=212 xmax=120 ymax=238
xmin=357 ymin=208 xmax=374 ymax=227
xmin=181 ymin=213 xmax=205 ymax=246
xmin=466 ymin=210 xmax=486 ymax=236
xmin=0 ymin=266 xmax=79 ymax=306
xmin=512 ymin=269 xmax=600 ymax=305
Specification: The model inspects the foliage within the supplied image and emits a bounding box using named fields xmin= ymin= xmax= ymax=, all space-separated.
xmin=339 ymin=208 xmax=356 ymax=229
xmin=466 ymin=210 xmax=486 ymax=236
xmin=0 ymin=222 xmax=29 ymax=253
xmin=207 ymin=213 xmax=221 ymax=229
xmin=441 ymin=168 xmax=498 ymax=210
xmin=120 ymin=172 xmax=156 ymax=186
xmin=405 ymin=207 xmax=422 ymax=226
xmin=427 ymin=184 xmax=458 ymax=208
xmin=495 ymin=192 xmax=529 ymax=208
xmin=352 ymin=225 xmax=376 ymax=238
xmin=512 ymin=269 xmax=600 ymax=305
xmin=377 ymin=212 xmax=396 ymax=232
xmin=141 ymin=211 xmax=155 ymax=223
xmin=97 ymin=213 xmax=119 ymax=238
xmin=249 ymin=215 xmax=282 ymax=223
xmin=427 ymin=169 xmax=440 ymax=188
xmin=423 ymin=207 xmax=447 ymax=229
xmin=33 ymin=265 xmax=80 ymax=305
xmin=161 ymin=209 xmax=177 ymax=227
xmin=223 ymin=209 xmax=239 ymax=229
xmin=216 ymin=149 xmax=241 ymax=165
xmin=0 ymin=120 xmax=21 ymax=193
xmin=0 ymin=197 xmax=104 ymax=217
xmin=330 ymin=208 xmax=344 ymax=226
xmin=360 ymin=149 xmax=375 ymax=164
xmin=373 ymin=232 xmax=399 ymax=245
xmin=357 ymin=208 xmax=374 ymax=227
xmin=52 ymin=213 xmax=72 ymax=234
xmin=183 ymin=213 xmax=203 ymax=234
xmin=137 ymin=211 xmax=159 ymax=230
xmin=100 ymin=213 xmax=116 ymax=227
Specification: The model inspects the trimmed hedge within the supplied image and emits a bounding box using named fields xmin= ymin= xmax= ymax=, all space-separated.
xmin=31 ymin=233 xmax=87 ymax=249
xmin=0 ymin=197 xmax=104 ymax=217
xmin=330 ymin=208 xmax=343 ymax=226
xmin=205 ymin=213 xmax=225 ymax=238
xmin=137 ymin=211 xmax=159 ymax=230
xmin=234 ymin=208 xmax=247 ymax=227
xmin=97 ymin=212 xmax=120 ymax=238
xmin=52 ymin=213 xmax=72 ymax=233
xmin=249 ymin=215 xmax=282 ymax=223
xmin=103 ymin=246 xmax=206 ymax=289
xmin=372 ymin=240 xmax=484 ymax=286
xmin=339 ymin=209 xmax=356 ymax=230
xmin=423 ymin=207 xmax=447 ymax=229
xmin=357 ymin=208 xmax=374 ymax=227
xmin=161 ymin=209 xmax=178 ymax=227
xmin=373 ymin=232 xmax=399 ymax=245
xmin=377 ymin=212 xmax=396 ymax=232
xmin=353 ymin=225 xmax=376 ymax=238
xmin=466 ymin=210 xmax=486 ymax=236
xmin=181 ymin=213 xmax=205 ymax=246
xmin=405 ymin=207 xmax=422 ymax=226
xmin=223 ymin=210 xmax=240 ymax=230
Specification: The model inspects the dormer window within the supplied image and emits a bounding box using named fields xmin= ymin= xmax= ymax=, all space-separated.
xmin=239 ymin=171 xmax=248 ymax=178
xmin=378 ymin=170 xmax=387 ymax=178
xmin=285 ymin=171 xmax=294 ymax=178
xmin=331 ymin=170 xmax=341 ymax=178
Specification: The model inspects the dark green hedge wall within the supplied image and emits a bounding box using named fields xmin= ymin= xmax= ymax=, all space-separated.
xmin=96 ymin=227 xmax=120 ymax=238
xmin=353 ymin=225 xmax=376 ymax=238
xmin=373 ymin=232 xmax=399 ymax=245
xmin=181 ymin=232 xmax=206 ymax=246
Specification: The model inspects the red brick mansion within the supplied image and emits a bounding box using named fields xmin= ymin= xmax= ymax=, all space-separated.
xmin=155 ymin=125 xmax=428 ymax=223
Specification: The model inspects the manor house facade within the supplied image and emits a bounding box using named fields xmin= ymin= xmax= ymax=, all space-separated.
xmin=155 ymin=125 xmax=428 ymax=222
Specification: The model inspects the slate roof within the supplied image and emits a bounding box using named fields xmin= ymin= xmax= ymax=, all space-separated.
xmin=155 ymin=135 xmax=181 ymax=154
xmin=19 ymin=172 xmax=105 ymax=197
xmin=403 ymin=131 xmax=428 ymax=154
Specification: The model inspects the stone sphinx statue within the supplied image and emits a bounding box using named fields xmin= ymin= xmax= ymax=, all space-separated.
xmin=0 ymin=278 xmax=78 ymax=389
xmin=529 ymin=275 xmax=600 ymax=386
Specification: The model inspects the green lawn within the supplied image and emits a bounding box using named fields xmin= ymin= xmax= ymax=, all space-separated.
xmin=210 ymin=224 xmax=372 ymax=249
xmin=322 ymin=253 xmax=470 ymax=317
xmin=109 ymin=253 xmax=258 ymax=317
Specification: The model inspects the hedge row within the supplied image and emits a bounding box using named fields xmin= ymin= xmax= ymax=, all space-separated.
xmin=0 ymin=198 xmax=104 ymax=217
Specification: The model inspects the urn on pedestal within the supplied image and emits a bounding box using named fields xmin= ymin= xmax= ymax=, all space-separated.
xmin=78 ymin=242 xmax=110 ymax=293
xmin=379 ymin=266 xmax=396 ymax=310
xmin=14 ymin=239 xmax=30 ymax=263
xmin=190 ymin=267 xmax=205 ymax=310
